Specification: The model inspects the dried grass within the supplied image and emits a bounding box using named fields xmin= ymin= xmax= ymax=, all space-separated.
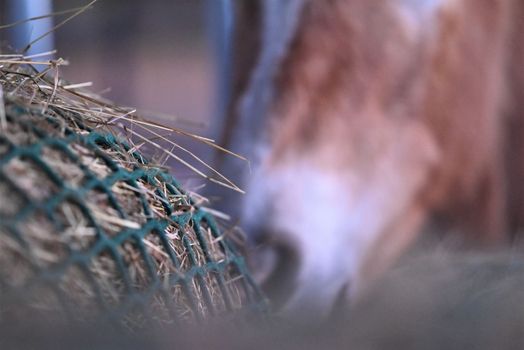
xmin=0 ymin=32 xmax=254 ymax=325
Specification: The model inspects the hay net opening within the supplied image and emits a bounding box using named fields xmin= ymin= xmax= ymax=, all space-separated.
xmin=0 ymin=62 xmax=267 ymax=328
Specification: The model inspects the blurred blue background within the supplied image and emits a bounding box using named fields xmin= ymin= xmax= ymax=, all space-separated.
xmin=0 ymin=0 xmax=235 ymax=195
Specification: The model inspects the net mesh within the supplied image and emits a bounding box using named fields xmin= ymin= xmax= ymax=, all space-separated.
xmin=0 ymin=98 xmax=267 ymax=327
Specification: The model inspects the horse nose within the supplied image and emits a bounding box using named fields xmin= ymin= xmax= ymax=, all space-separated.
xmin=249 ymin=229 xmax=301 ymax=310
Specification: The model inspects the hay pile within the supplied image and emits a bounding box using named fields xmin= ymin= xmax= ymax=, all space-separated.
xmin=0 ymin=54 xmax=265 ymax=328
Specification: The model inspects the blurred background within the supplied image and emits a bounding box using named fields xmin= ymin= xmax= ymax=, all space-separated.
xmin=0 ymin=0 xmax=234 ymax=194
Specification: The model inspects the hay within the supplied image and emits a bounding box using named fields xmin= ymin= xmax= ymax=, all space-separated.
xmin=0 ymin=52 xmax=265 ymax=327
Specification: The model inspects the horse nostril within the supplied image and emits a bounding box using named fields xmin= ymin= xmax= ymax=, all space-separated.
xmin=251 ymin=231 xmax=301 ymax=310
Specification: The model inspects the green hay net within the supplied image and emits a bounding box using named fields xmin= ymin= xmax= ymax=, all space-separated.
xmin=0 ymin=95 xmax=267 ymax=327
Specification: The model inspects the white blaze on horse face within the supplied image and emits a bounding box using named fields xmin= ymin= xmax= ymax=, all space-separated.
xmin=396 ymin=0 xmax=445 ymax=21
xmin=393 ymin=0 xmax=456 ymax=43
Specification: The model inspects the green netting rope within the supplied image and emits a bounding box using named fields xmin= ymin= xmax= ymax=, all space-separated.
xmin=0 ymin=100 xmax=267 ymax=326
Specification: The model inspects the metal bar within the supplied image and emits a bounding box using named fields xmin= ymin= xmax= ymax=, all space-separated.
xmin=6 ymin=0 xmax=54 ymax=57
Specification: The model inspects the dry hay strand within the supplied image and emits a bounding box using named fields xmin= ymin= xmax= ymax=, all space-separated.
xmin=0 ymin=55 xmax=265 ymax=328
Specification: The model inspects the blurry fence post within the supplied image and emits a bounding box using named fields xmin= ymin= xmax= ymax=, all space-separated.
xmin=206 ymin=0 xmax=234 ymax=142
xmin=204 ymin=0 xmax=246 ymax=219
xmin=5 ymin=0 xmax=54 ymax=58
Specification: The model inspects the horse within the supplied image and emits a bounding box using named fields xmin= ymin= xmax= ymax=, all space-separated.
xmin=211 ymin=0 xmax=524 ymax=317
